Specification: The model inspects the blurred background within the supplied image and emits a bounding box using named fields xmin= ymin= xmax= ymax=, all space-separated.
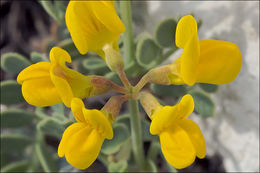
xmin=1 ymin=1 xmax=259 ymax=172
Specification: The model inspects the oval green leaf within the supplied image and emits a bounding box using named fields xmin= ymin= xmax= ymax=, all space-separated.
xmin=0 ymin=134 xmax=32 ymax=154
xmin=1 ymin=53 xmax=31 ymax=75
xmin=1 ymin=109 xmax=35 ymax=128
xmin=189 ymin=90 xmax=215 ymax=118
xmin=136 ymin=33 xmax=162 ymax=69
xmin=198 ymin=83 xmax=219 ymax=93
xmin=30 ymin=52 xmax=48 ymax=63
xmin=82 ymin=57 xmax=110 ymax=75
xmin=151 ymin=84 xmax=187 ymax=98
xmin=154 ymin=18 xmax=177 ymax=48
xmin=101 ymin=123 xmax=130 ymax=155
xmin=0 ymin=80 xmax=25 ymax=105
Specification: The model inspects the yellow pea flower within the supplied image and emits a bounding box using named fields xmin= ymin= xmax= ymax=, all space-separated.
xmin=169 ymin=15 xmax=242 ymax=86
xmin=17 ymin=47 xmax=92 ymax=107
xmin=65 ymin=0 xmax=125 ymax=58
xmin=58 ymin=98 xmax=113 ymax=169
xmin=150 ymin=94 xmax=206 ymax=169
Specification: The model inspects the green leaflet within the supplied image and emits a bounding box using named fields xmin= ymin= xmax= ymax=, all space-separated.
xmin=0 ymin=134 xmax=32 ymax=154
xmin=1 ymin=53 xmax=31 ymax=75
xmin=198 ymin=83 xmax=219 ymax=93
xmin=30 ymin=52 xmax=48 ymax=63
xmin=0 ymin=80 xmax=25 ymax=105
xmin=154 ymin=18 xmax=177 ymax=48
xmin=101 ymin=123 xmax=130 ymax=155
xmin=82 ymin=57 xmax=110 ymax=75
xmin=1 ymin=109 xmax=35 ymax=128
xmin=189 ymin=90 xmax=215 ymax=118
xmin=151 ymin=84 xmax=187 ymax=98
xmin=136 ymin=33 xmax=162 ymax=69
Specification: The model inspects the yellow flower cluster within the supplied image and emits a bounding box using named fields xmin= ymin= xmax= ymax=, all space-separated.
xmin=16 ymin=0 xmax=242 ymax=170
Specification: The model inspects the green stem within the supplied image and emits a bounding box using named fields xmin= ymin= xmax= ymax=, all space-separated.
xmin=129 ymin=100 xmax=146 ymax=171
xmin=121 ymin=1 xmax=146 ymax=170
xmin=120 ymin=1 xmax=135 ymax=64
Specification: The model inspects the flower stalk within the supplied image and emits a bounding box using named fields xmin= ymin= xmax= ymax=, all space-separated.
xmin=120 ymin=1 xmax=134 ymax=64
xmin=117 ymin=66 xmax=132 ymax=89
xmin=90 ymin=76 xmax=127 ymax=94
xmin=129 ymin=99 xmax=146 ymax=171
xmin=121 ymin=1 xmax=146 ymax=171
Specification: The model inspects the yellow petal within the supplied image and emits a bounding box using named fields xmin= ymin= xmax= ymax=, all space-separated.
xmin=65 ymin=1 xmax=124 ymax=57
xmin=71 ymin=98 xmax=86 ymax=123
xmin=175 ymin=15 xmax=198 ymax=48
xmin=150 ymin=106 xmax=177 ymax=135
xmin=49 ymin=47 xmax=92 ymax=107
xmin=17 ymin=62 xmax=51 ymax=84
xmin=91 ymin=1 xmax=125 ymax=33
xmin=150 ymin=94 xmax=194 ymax=135
xmin=58 ymin=122 xmax=86 ymax=157
xmin=50 ymin=71 xmax=73 ymax=107
xmin=21 ymin=78 xmax=61 ymax=107
xmin=83 ymin=109 xmax=113 ymax=139
xmin=174 ymin=15 xmax=200 ymax=85
xmin=160 ymin=124 xmax=196 ymax=169
xmin=176 ymin=94 xmax=194 ymax=120
xmin=177 ymin=119 xmax=206 ymax=159
xmin=17 ymin=62 xmax=61 ymax=107
xmin=65 ymin=1 xmax=88 ymax=54
xmin=64 ymin=125 xmax=103 ymax=169
xmin=180 ymin=34 xmax=200 ymax=86
xmin=196 ymin=40 xmax=242 ymax=84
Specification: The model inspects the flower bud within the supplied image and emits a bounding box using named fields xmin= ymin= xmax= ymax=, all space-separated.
xmin=89 ymin=76 xmax=114 ymax=96
xmin=103 ymin=43 xmax=124 ymax=73
xmin=147 ymin=64 xmax=184 ymax=86
xmin=101 ymin=95 xmax=128 ymax=123
xmin=139 ymin=92 xmax=162 ymax=119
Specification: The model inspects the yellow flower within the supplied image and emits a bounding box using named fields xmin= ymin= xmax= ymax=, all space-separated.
xmin=58 ymin=98 xmax=113 ymax=169
xmin=169 ymin=15 xmax=242 ymax=86
xmin=65 ymin=0 xmax=125 ymax=58
xmin=17 ymin=47 xmax=92 ymax=107
xmin=150 ymin=94 xmax=206 ymax=169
